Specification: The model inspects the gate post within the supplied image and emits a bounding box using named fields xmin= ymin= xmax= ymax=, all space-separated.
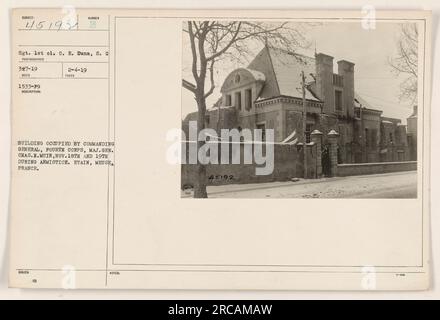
xmin=328 ymin=129 xmax=340 ymax=177
xmin=311 ymin=130 xmax=323 ymax=178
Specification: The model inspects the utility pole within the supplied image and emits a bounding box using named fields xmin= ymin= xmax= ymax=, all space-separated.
xmin=301 ymin=71 xmax=308 ymax=178
xmin=217 ymin=99 xmax=221 ymax=135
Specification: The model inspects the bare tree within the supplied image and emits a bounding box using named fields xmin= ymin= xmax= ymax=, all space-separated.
xmin=389 ymin=23 xmax=418 ymax=103
xmin=182 ymin=21 xmax=309 ymax=198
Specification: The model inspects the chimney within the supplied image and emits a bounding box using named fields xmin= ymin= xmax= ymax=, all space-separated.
xmin=411 ymin=105 xmax=418 ymax=117
xmin=315 ymin=53 xmax=335 ymax=114
xmin=407 ymin=105 xmax=417 ymax=135
xmin=337 ymin=60 xmax=355 ymax=117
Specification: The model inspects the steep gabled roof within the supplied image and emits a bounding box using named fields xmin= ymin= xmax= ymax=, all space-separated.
xmin=267 ymin=47 xmax=318 ymax=101
xmin=247 ymin=46 xmax=319 ymax=101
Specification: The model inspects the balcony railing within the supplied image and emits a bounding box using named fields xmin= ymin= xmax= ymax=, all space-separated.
xmin=333 ymin=74 xmax=344 ymax=87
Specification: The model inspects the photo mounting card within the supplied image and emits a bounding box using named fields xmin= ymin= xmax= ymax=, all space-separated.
xmin=9 ymin=8 xmax=431 ymax=290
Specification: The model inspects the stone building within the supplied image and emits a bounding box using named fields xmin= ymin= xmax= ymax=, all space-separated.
xmin=182 ymin=46 xmax=417 ymax=179
xmin=406 ymin=105 xmax=418 ymax=161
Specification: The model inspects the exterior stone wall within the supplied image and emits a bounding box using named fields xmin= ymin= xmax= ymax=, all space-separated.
xmin=239 ymin=108 xmax=284 ymax=141
xmin=181 ymin=143 xmax=317 ymax=187
xmin=336 ymin=161 xmax=417 ymax=177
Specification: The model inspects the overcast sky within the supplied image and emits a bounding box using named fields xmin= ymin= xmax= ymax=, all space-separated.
xmin=182 ymin=21 xmax=418 ymax=124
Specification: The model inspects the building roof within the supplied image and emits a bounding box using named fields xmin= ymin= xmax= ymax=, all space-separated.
xmin=265 ymin=47 xmax=319 ymax=101
xmin=355 ymin=93 xmax=407 ymax=124
xmin=354 ymin=93 xmax=385 ymax=115
xmin=381 ymin=116 xmax=401 ymax=124
xmin=244 ymin=68 xmax=266 ymax=82
xmin=245 ymin=46 xmax=320 ymax=102
xmin=354 ymin=93 xmax=376 ymax=110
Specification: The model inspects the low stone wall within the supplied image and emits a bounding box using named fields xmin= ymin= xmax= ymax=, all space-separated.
xmin=336 ymin=161 xmax=417 ymax=177
xmin=181 ymin=143 xmax=317 ymax=187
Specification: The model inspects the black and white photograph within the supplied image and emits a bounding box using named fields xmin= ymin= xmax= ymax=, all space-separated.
xmin=181 ymin=20 xmax=420 ymax=199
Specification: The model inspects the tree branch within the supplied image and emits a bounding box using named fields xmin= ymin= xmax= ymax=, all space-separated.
xmin=206 ymin=22 xmax=242 ymax=61
xmin=188 ymin=22 xmax=199 ymax=83
xmin=204 ymin=59 xmax=216 ymax=98
xmin=182 ymin=79 xmax=197 ymax=93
